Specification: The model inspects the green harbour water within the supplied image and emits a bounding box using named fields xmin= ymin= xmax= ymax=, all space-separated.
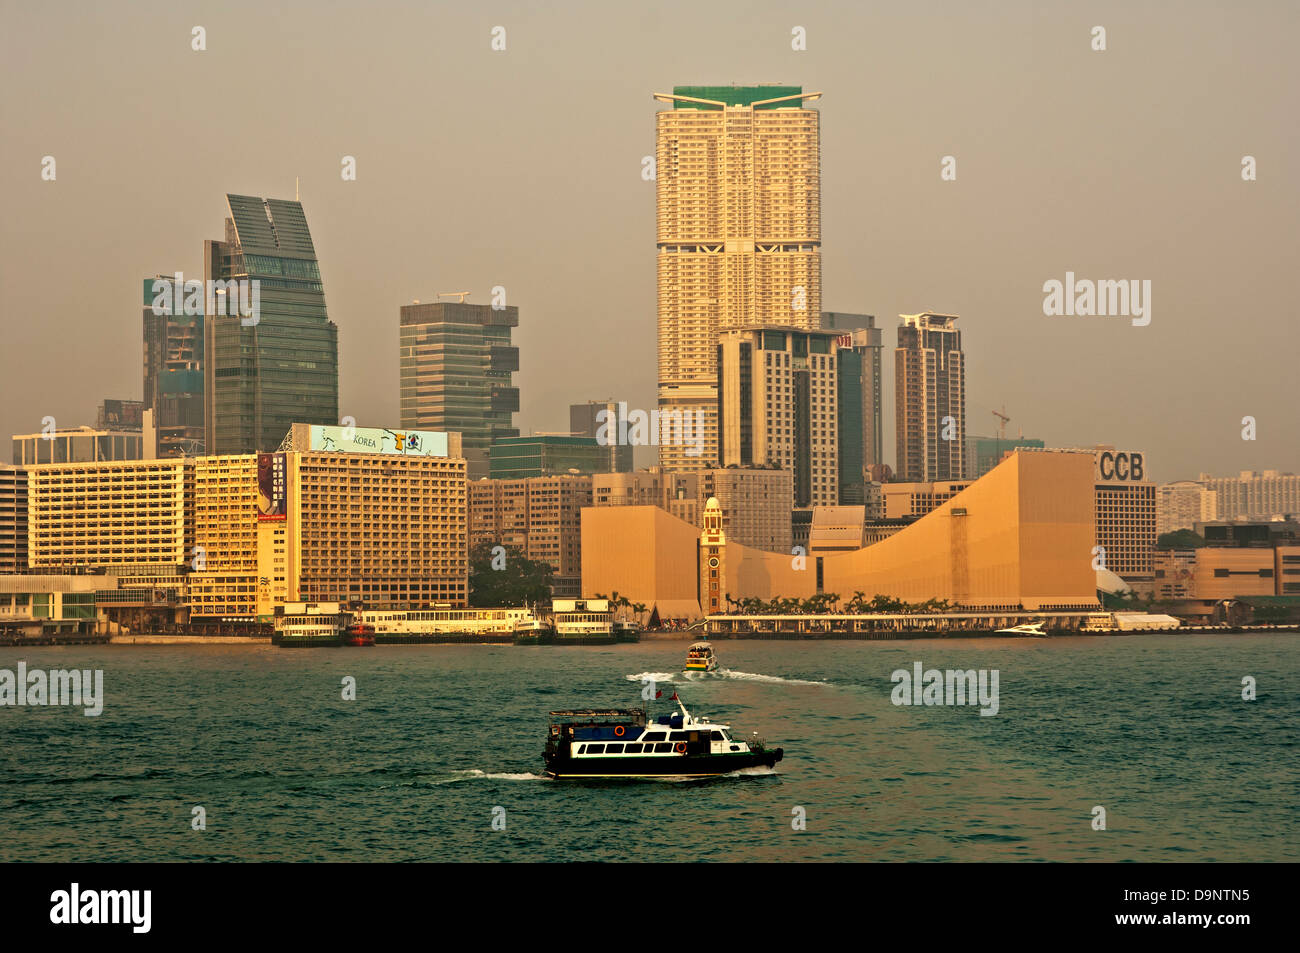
xmin=1 ymin=634 xmax=1296 ymax=862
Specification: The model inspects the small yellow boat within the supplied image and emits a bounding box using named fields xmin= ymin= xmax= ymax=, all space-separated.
xmin=684 ymin=641 xmax=718 ymax=672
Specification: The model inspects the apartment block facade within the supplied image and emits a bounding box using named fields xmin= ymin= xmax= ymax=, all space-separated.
xmin=655 ymin=85 xmax=822 ymax=470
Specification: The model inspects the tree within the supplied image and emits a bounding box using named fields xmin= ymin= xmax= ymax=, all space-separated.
xmin=1156 ymin=529 xmax=1206 ymax=550
xmin=468 ymin=542 xmax=553 ymax=607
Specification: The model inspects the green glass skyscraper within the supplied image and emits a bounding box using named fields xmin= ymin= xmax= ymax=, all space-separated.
xmin=203 ymin=194 xmax=338 ymax=454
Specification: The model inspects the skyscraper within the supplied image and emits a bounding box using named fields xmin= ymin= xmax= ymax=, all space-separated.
xmin=655 ymin=85 xmax=822 ymax=470
xmin=143 ymin=277 xmax=205 ymax=456
xmin=717 ymin=326 xmax=839 ymax=508
xmin=399 ymin=300 xmax=520 ymax=478
xmin=204 ymin=194 xmax=338 ymax=454
xmin=570 ymin=400 xmax=633 ymax=473
xmin=822 ymin=312 xmax=884 ymax=467
xmin=895 ymin=312 xmax=966 ymax=482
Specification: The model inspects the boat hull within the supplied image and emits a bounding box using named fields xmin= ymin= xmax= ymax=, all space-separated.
xmin=543 ymin=748 xmax=782 ymax=779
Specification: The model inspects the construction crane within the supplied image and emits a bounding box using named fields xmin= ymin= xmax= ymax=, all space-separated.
xmin=436 ymin=291 xmax=472 ymax=303
xmin=992 ymin=406 xmax=1010 ymax=440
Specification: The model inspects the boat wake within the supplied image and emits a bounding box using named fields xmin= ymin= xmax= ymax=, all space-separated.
xmin=429 ymin=769 xmax=546 ymax=784
xmin=626 ymin=669 xmax=827 ymax=687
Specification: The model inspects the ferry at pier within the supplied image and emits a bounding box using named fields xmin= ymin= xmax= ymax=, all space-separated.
xmin=684 ymin=640 xmax=718 ymax=671
xmin=552 ymin=599 xmax=616 ymax=645
xmin=358 ymin=607 xmax=539 ymax=644
xmin=542 ymin=694 xmax=783 ymax=779
xmin=342 ymin=622 xmax=376 ymax=646
xmin=273 ymin=603 xmax=346 ymax=647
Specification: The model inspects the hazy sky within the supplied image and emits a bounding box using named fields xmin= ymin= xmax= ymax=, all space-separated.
xmin=2 ymin=0 xmax=1297 ymax=483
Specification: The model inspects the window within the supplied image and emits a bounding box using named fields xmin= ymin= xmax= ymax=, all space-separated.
xmin=623 ymin=743 xmax=643 ymax=754
xmin=643 ymin=731 xmax=666 ymax=742
xmin=576 ymin=744 xmax=586 ymax=755
xmin=605 ymin=743 xmax=624 ymax=754
xmin=710 ymin=731 xmax=724 ymax=741
xmin=669 ymin=731 xmax=687 ymax=742
xmin=654 ymin=742 xmax=673 ymax=753
xmin=587 ymin=744 xmax=605 ymax=754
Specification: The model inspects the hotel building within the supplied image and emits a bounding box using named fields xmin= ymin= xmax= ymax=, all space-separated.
xmin=717 ymin=326 xmax=840 ymax=508
xmin=399 ymin=300 xmax=520 ymax=479
xmin=895 ymin=312 xmax=966 ymax=482
xmin=26 ymin=459 xmax=192 ymax=573
xmin=21 ymin=425 xmax=468 ymax=626
xmin=0 ymin=465 xmax=28 ymax=572
xmin=655 ymin=85 xmax=822 ymax=470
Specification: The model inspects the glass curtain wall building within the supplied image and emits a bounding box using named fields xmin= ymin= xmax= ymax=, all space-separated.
xmin=204 ymin=194 xmax=338 ymax=454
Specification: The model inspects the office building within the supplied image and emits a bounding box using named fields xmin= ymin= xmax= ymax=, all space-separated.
xmin=400 ymin=299 xmax=520 ymax=479
xmin=966 ymin=435 xmax=1046 ymax=479
xmin=823 ymin=312 xmax=884 ymax=470
xmin=489 ymin=436 xmax=605 ymax=481
xmin=95 ymin=399 xmax=144 ymax=431
xmin=895 ymin=312 xmax=965 ymax=482
xmin=204 ymin=194 xmax=338 ymax=455
xmin=655 ymin=85 xmax=823 ymax=470
xmin=143 ymin=276 xmax=205 ymax=455
xmin=718 ymin=326 xmax=840 ymax=508
xmin=1090 ymin=447 xmax=1156 ymax=591
xmin=570 ymin=401 xmax=633 ymax=473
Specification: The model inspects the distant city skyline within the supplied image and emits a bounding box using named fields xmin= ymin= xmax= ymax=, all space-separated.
xmin=3 ymin=1 xmax=1298 ymax=483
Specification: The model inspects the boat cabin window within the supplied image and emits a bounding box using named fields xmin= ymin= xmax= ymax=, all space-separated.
xmin=576 ymin=744 xmax=586 ymax=754
xmin=605 ymin=743 xmax=623 ymax=754
xmin=669 ymin=731 xmax=688 ymax=742
xmin=587 ymin=744 xmax=605 ymax=754
xmin=643 ymin=732 xmax=666 ymax=742
xmin=710 ymin=731 xmax=725 ymax=741
xmin=654 ymin=742 xmax=673 ymax=753
xmin=623 ymin=743 xmax=643 ymax=754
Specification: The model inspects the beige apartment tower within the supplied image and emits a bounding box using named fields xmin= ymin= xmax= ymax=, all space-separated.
xmin=655 ymin=85 xmax=822 ymax=470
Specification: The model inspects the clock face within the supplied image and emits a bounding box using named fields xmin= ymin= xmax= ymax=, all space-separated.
xmin=708 ymin=557 xmax=719 ymax=568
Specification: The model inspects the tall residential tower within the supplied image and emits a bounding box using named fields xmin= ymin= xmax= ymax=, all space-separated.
xmin=895 ymin=312 xmax=966 ymax=482
xmin=654 ymin=85 xmax=822 ymax=470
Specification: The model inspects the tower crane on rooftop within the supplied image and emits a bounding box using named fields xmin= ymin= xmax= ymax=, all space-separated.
xmin=993 ymin=406 xmax=1011 ymax=440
